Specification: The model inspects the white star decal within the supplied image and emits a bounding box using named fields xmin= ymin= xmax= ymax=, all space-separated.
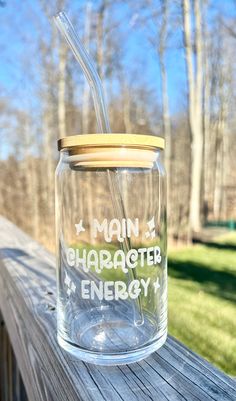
xmin=153 ymin=277 xmax=160 ymax=293
xmin=64 ymin=273 xmax=71 ymax=287
xmin=145 ymin=216 xmax=156 ymax=239
xmin=75 ymin=220 xmax=85 ymax=236
xmin=71 ymin=282 xmax=76 ymax=293
xmin=64 ymin=273 xmax=77 ymax=297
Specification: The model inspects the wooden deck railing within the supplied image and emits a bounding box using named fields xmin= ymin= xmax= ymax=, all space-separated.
xmin=0 ymin=216 xmax=235 ymax=401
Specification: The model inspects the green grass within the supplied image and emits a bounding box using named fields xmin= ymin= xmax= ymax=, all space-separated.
xmin=71 ymin=233 xmax=236 ymax=375
xmin=168 ymin=233 xmax=236 ymax=376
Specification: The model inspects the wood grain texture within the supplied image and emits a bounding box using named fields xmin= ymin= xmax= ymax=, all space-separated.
xmin=0 ymin=216 xmax=235 ymax=401
xmin=0 ymin=313 xmax=28 ymax=401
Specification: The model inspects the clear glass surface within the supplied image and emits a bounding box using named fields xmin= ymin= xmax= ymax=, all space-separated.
xmin=55 ymin=148 xmax=167 ymax=365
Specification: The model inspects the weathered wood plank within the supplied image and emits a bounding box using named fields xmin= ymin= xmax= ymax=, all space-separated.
xmin=0 ymin=313 xmax=28 ymax=401
xmin=0 ymin=216 xmax=235 ymax=401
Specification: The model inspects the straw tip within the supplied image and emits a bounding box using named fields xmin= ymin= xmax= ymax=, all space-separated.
xmin=55 ymin=10 xmax=63 ymax=17
xmin=53 ymin=10 xmax=66 ymax=22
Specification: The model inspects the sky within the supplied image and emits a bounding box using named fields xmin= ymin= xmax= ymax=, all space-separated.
xmin=0 ymin=0 xmax=186 ymax=113
xmin=0 ymin=0 xmax=236 ymax=158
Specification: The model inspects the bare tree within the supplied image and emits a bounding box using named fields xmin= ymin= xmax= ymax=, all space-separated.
xmin=212 ymin=34 xmax=230 ymax=220
xmin=128 ymin=0 xmax=172 ymax=217
xmin=182 ymin=0 xmax=204 ymax=235
xmin=158 ymin=0 xmax=172 ymax=218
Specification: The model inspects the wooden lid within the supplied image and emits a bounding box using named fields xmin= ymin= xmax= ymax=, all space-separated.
xmin=58 ymin=134 xmax=165 ymax=151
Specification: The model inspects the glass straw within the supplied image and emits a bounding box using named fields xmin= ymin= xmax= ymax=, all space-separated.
xmin=54 ymin=11 xmax=144 ymax=325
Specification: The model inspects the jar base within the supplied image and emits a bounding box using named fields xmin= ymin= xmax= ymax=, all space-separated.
xmin=57 ymin=330 xmax=167 ymax=365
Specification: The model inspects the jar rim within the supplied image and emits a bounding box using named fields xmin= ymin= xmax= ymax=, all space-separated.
xmin=58 ymin=134 xmax=165 ymax=151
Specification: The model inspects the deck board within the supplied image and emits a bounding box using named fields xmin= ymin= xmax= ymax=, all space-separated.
xmin=0 ymin=216 xmax=235 ymax=401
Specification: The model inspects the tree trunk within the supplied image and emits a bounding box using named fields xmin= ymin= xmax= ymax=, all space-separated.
xmin=202 ymin=18 xmax=211 ymax=223
xmin=182 ymin=0 xmax=203 ymax=235
xmin=96 ymin=3 xmax=106 ymax=81
xmin=123 ymin=85 xmax=133 ymax=133
xmin=158 ymin=0 xmax=171 ymax=218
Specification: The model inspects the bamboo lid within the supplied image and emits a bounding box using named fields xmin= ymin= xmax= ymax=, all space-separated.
xmin=58 ymin=134 xmax=165 ymax=151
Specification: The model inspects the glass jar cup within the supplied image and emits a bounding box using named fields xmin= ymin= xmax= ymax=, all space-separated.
xmin=55 ymin=134 xmax=167 ymax=365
